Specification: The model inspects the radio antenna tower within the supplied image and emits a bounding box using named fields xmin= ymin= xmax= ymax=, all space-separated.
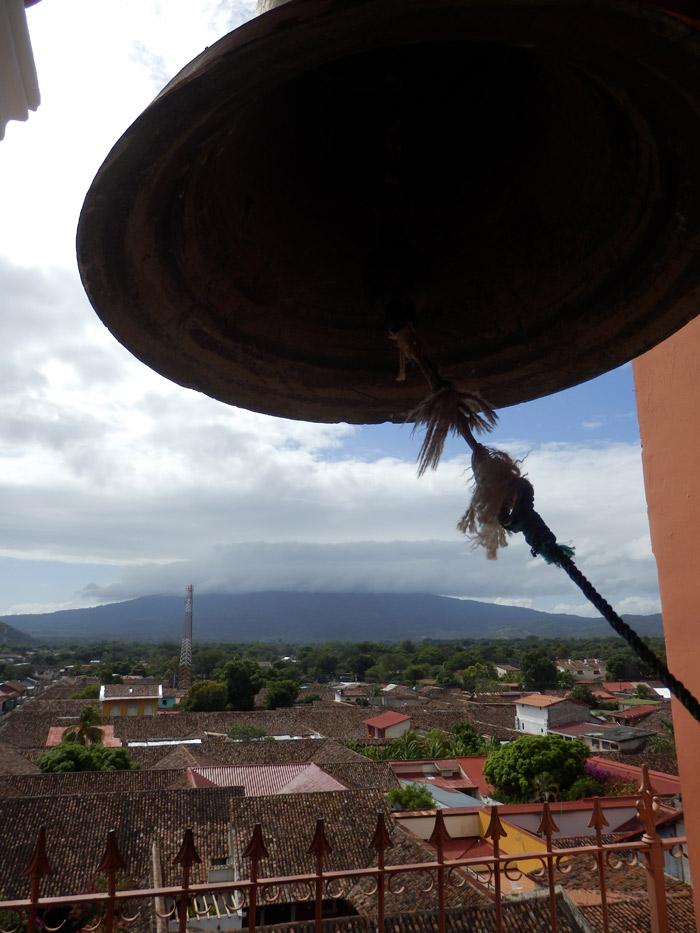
xmin=178 ymin=585 xmax=194 ymax=689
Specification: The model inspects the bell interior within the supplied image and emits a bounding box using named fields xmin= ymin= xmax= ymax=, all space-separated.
xmin=77 ymin=5 xmax=700 ymax=423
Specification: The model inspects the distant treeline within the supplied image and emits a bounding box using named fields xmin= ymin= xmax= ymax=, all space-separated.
xmin=18 ymin=635 xmax=664 ymax=689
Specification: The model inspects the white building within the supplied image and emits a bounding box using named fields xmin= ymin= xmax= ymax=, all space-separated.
xmin=515 ymin=694 xmax=592 ymax=734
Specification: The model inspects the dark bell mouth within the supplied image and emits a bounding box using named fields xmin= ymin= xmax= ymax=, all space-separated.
xmin=77 ymin=0 xmax=700 ymax=423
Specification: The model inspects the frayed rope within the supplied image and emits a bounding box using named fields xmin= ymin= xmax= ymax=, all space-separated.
xmin=457 ymin=445 xmax=523 ymax=560
xmin=409 ymin=386 xmax=497 ymax=477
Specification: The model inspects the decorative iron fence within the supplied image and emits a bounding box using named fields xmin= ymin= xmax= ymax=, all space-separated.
xmin=0 ymin=767 xmax=688 ymax=933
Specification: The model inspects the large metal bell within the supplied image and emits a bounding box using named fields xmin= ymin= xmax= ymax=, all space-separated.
xmin=78 ymin=0 xmax=700 ymax=423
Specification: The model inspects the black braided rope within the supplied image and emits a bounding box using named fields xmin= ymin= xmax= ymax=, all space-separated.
xmin=503 ymin=478 xmax=700 ymax=724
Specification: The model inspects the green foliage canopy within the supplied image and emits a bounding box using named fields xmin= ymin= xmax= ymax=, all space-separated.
xmin=519 ymin=649 xmax=559 ymax=691
xmin=215 ymin=658 xmax=264 ymax=711
xmin=182 ymin=679 xmax=228 ymax=712
xmin=263 ymin=678 xmax=299 ymax=709
xmin=62 ymin=706 xmax=103 ymax=746
xmin=387 ymin=784 xmax=435 ymax=810
xmin=483 ymin=734 xmax=588 ymax=802
xmin=567 ymin=683 xmax=598 ymax=707
xmin=70 ymin=684 xmax=101 ymax=700
xmin=346 ymin=722 xmax=491 ymax=761
xmin=38 ymin=743 xmax=140 ymax=773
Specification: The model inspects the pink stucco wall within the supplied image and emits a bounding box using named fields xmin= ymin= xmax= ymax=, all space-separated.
xmin=633 ymin=314 xmax=700 ymax=911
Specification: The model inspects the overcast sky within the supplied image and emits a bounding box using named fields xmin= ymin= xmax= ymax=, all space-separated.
xmin=0 ymin=0 xmax=662 ymax=621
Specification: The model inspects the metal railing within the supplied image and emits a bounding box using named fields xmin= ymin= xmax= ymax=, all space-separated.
xmin=0 ymin=767 xmax=688 ymax=933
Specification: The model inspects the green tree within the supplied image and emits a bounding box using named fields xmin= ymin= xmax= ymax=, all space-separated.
xmin=312 ymin=651 xmax=339 ymax=683
xmin=423 ymin=729 xmax=452 ymax=759
xmin=444 ymin=649 xmax=473 ymax=672
xmin=384 ymin=730 xmax=424 ymax=761
xmin=299 ymin=692 xmax=321 ymax=704
xmin=227 ymin=724 xmax=269 ymax=741
xmin=461 ymin=663 xmax=498 ymax=693
xmin=401 ymin=663 xmax=426 ymax=685
xmin=568 ymin=683 xmax=597 ymax=707
xmin=215 ymin=658 xmax=264 ymax=711
xmin=606 ymin=649 xmax=646 ymax=681
xmin=647 ymin=717 xmax=676 ymax=755
xmin=38 ymin=743 xmax=139 ymax=773
xmin=387 ymin=784 xmax=435 ymax=810
xmin=450 ymin=720 xmax=489 ymax=756
xmin=182 ymin=680 xmax=228 ymax=712
xmin=416 ymin=646 xmax=445 ymax=667
xmin=519 ymin=649 xmax=559 ymax=691
xmin=434 ymin=669 xmax=460 ymax=688
xmin=70 ymin=684 xmax=101 ymax=700
xmin=263 ymin=678 xmax=299 ymax=709
xmin=343 ymin=651 xmax=375 ymax=681
xmin=62 ymin=706 xmax=103 ymax=746
xmin=483 ymin=735 xmax=588 ymax=802
xmin=192 ymin=647 xmax=231 ymax=681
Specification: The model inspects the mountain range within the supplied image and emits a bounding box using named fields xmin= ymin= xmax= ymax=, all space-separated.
xmin=0 ymin=592 xmax=664 ymax=644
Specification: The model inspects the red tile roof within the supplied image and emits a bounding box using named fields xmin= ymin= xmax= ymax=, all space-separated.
xmin=188 ymin=763 xmax=348 ymax=795
xmin=362 ymin=710 xmax=412 ymax=728
xmin=454 ymin=756 xmax=494 ymax=797
xmin=612 ymin=704 xmax=660 ymax=720
xmin=45 ymin=724 xmax=121 ymax=747
xmin=516 ymin=694 xmax=568 ymax=708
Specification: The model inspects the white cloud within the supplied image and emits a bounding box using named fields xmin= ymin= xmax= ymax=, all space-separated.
xmin=492 ymin=597 xmax=534 ymax=609
xmin=614 ymin=596 xmax=662 ymax=616
xmin=0 ymin=1 xmax=662 ymax=619
xmin=553 ymin=602 xmax=600 ymax=618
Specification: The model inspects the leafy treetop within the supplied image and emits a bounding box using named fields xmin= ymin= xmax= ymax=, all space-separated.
xmin=483 ymin=734 xmax=588 ymax=802
xmin=387 ymin=784 xmax=435 ymax=810
xmin=38 ymin=742 xmax=140 ymax=773
xmin=62 ymin=705 xmax=103 ymax=746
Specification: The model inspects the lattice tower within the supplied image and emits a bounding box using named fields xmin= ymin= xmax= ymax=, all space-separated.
xmin=178 ymin=584 xmax=193 ymax=689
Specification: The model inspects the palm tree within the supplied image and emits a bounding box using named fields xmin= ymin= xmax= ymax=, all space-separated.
xmin=531 ymin=771 xmax=560 ymax=803
xmin=62 ymin=705 xmax=104 ymax=746
xmin=647 ymin=716 xmax=675 ymax=755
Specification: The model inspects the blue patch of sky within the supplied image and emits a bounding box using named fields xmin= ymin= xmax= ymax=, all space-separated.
xmin=334 ymin=363 xmax=639 ymax=462
xmin=0 ymin=557 xmax=118 ymax=614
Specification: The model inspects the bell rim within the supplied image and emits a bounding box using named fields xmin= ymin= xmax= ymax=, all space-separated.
xmin=77 ymin=0 xmax=700 ymax=424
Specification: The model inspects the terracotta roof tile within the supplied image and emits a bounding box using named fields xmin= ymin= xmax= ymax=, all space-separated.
xmin=0 ymin=740 xmax=41 ymax=774
xmin=362 ymin=711 xmax=411 ymax=728
xmin=227 ymin=791 xmax=486 ymax=916
xmin=102 ymin=684 xmax=161 ymax=699
xmin=0 ymin=787 xmax=242 ymax=898
xmin=254 ymin=891 xmax=588 ymax=931
xmin=188 ymin=763 xmax=347 ymax=795
xmin=579 ymin=892 xmax=696 ymax=932
xmin=0 ymin=769 xmax=192 ymax=798
xmin=516 ymin=694 xmax=568 ymax=708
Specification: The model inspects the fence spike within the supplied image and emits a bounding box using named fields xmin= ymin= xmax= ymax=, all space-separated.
xmin=370 ymin=813 xmax=394 ymax=854
xmin=483 ymin=805 xmax=506 ymax=844
xmin=587 ymin=797 xmax=609 ymax=832
xmin=537 ymin=801 xmax=560 ymax=838
xmin=308 ymin=819 xmax=333 ymax=857
xmin=21 ymin=825 xmax=53 ymax=881
xmin=97 ymin=830 xmax=127 ymax=874
xmin=173 ymin=828 xmax=202 ymax=869
xmin=428 ymin=809 xmax=452 ymax=849
xmin=636 ymin=765 xmax=660 ymax=837
xmin=243 ymin=823 xmax=269 ymax=862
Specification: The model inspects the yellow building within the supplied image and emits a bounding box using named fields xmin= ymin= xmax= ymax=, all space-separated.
xmin=99 ymin=683 xmax=161 ymax=717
